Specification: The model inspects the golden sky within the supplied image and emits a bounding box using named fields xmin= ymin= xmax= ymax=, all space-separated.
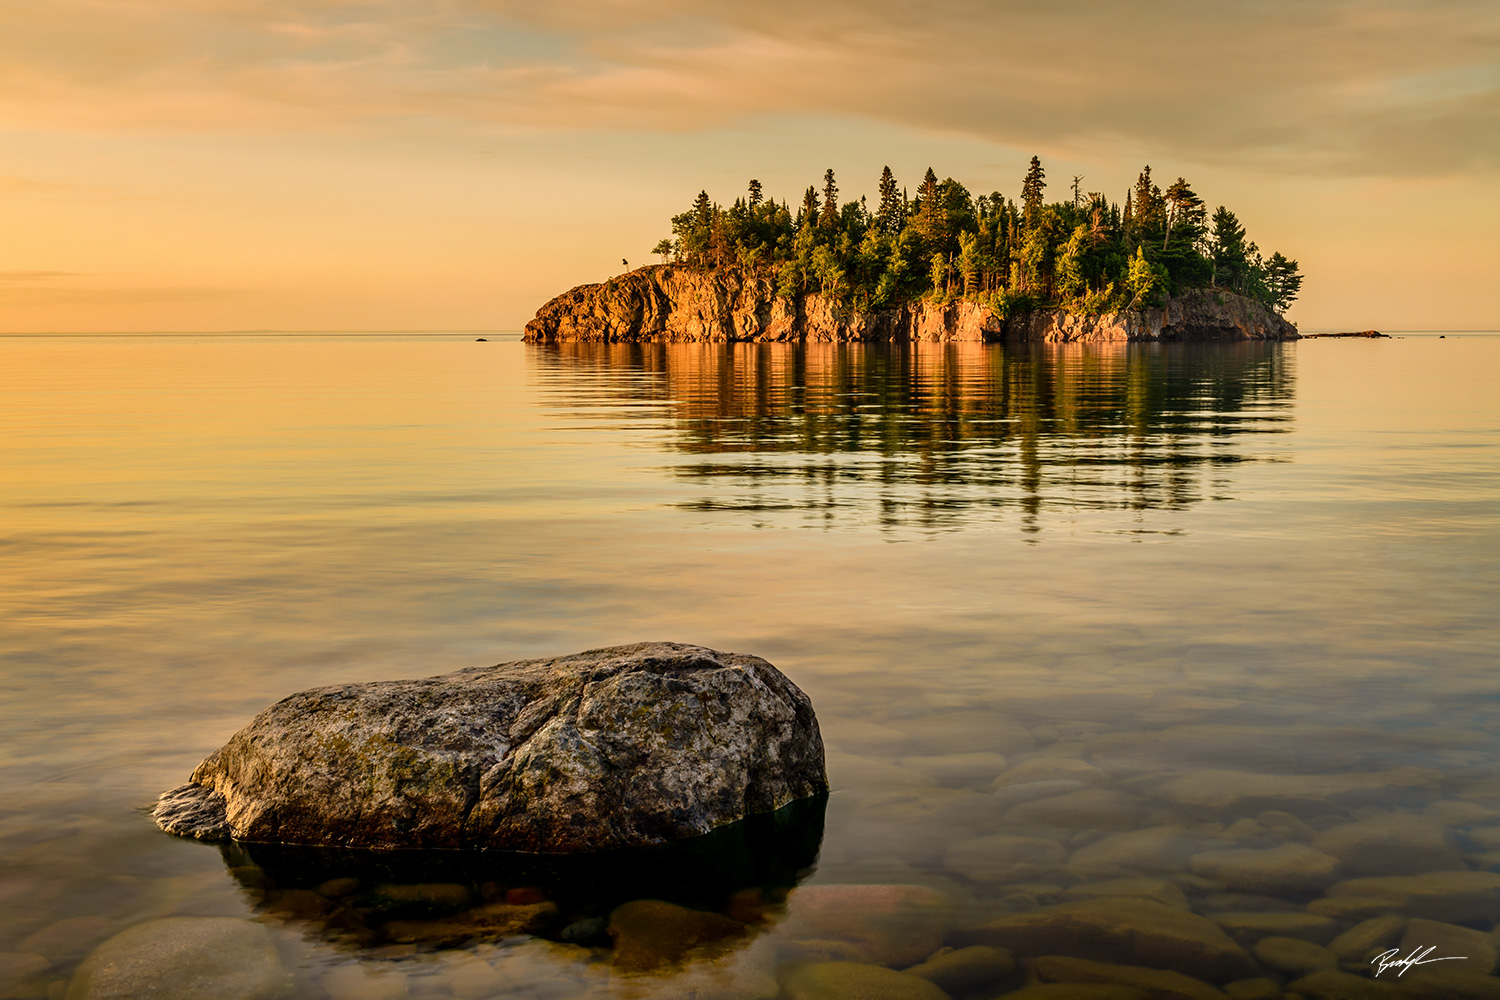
xmin=1 ymin=0 xmax=1497 ymax=332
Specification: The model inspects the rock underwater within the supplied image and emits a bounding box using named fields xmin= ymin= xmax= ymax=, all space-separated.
xmin=154 ymin=642 xmax=827 ymax=852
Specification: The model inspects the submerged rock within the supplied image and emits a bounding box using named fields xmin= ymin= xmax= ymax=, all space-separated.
xmin=1251 ymin=936 xmax=1337 ymax=976
xmin=64 ymin=917 xmax=288 ymax=1000
xmin=777 ymin=884 xmax=953 ymax=969
xmin=1031 ymin=955 xmax=1229 ymax=1000
xmin=382 ymin=900 xmax=558 ymax=946
xmin=1153 ymin=767 xmax=1441 ymax=818
xmin=1189 ymin=843 xmax=1343 ymax=896
xmin=154 ymin=642 xmax=827 ymax=852
xmin=902 ymin=946 xmax=1018 ymax=995
xmin=1211 ymin=911 xmax=1340 ymax=944
xmin=1399 ymin=918 xmax=1498 ymax=976
xmin=780 ymin=961 xmax=950 ymax=1000
xmin=1060 ymin=878 xmax=1191 ymax=910
xmin=1319 ymin=871 xmax=1500 ymax=924
xmin=1311 ymin=813 xmax=1465 ymax=876
xmin=607 ymin=899 xmax=749 ymax=969
xmin=1068 ymin=826 xmax=1210 ymax=877
xmin=1329 ymin=916 xmax=1407 ymax=967
xmin=953 ymin=897 xmax=1258 ymax=982
xmin=0 ymin=953 xmax=50 ymax=999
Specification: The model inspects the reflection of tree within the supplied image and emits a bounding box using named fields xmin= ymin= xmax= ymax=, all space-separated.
xmin=528 ymin=342 xmax=1294 ymax=533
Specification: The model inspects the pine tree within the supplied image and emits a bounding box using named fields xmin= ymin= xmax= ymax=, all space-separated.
xmin=748 ymin=179 xmax=763 ymax=210
xmin=957 ymin=231 xmax=980 ymax=297
xmin=1209 ymin=206 xmax=1250 ymax=291
xmin=876 ymin=166 xmax=902 ymax=236
xmin=821 ymin=169 xmax=840 ymax=232
xmin=799 ymin=186 xmax=820 ymax=229
xmin=912 ymin=168 xmax=946 ymax=248
xmin=1263 ymin=252 xmax=1302 ymax=313
xmin=1130 ymin=167 xmax=1165 ymax=247
xmin=1021 ymin=156 xmax=1046 ymax=228
xmin=1163 ymin=177 xmax=1206 ymax=250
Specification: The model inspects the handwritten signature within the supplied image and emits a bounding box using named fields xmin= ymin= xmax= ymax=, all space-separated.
xmin=1372 ymin=946 xmax=1469 ymax=977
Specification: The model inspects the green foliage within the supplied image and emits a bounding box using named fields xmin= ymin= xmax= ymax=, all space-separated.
xmin=1263 ymin=252 xmax=1303 ymax=312
xmin=1127 ymin=248 xmax=1167 ymax=308
xmin=1021 ymin=156 xmax=1046 ymax=227
xmin=654 ymin=159 xmax=1302 ymax=316
xmin=929 ymin=251 xmax=950 ymax=298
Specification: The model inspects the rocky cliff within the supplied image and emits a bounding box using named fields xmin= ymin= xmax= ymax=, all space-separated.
xmin=523 ymin=266 xmax=1298 ymax=344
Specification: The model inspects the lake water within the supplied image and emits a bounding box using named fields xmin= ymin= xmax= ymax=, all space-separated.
xmin=2 ymin=333 xmax=1498 ymax=999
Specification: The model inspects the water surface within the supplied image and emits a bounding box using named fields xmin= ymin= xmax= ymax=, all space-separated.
xmin=2 ymin=334 xmax=1498 ymax=998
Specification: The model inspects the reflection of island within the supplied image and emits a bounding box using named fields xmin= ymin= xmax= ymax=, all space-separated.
xmin=530 ymin=341 xmax=1294 ymax=532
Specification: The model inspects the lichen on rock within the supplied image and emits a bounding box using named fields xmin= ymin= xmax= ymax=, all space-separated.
xmin=154 ymin=642 xmax=827 ymax=853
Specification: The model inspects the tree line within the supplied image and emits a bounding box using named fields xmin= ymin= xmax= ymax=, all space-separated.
xmin=650 ymin=159 xmax=1302 ymax=316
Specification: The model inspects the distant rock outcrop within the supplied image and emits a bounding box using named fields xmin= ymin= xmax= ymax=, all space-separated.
xmin=522 ymin=266 xmax=1298 ymax=344
xmin=154 ymin=642 xmax=827 ymax=853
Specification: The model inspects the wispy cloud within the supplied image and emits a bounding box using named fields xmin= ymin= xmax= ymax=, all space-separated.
xmin=0 ymin=0 xmax=1495 ymax=175
xmin=0 ymin=283 xmax=250 ymax=305
xmin=0 ymin=271 xmax=81 ymax=281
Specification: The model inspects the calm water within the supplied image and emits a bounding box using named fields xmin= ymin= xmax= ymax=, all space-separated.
xmin=2 ymin=334 xmax=1499 ymax=999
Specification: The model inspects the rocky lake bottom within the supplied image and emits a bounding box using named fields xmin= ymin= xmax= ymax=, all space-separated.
xmin=2 ymin=333 xmax=1498 ymax=999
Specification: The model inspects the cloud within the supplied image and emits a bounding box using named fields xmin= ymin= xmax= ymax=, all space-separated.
xmin=0 ymin=271 xmax=80 ymax=281
xmin=0 ymin=0 xmax=1495 ymax=175
xmin=0 ymin=283 xmax=250 ymax=305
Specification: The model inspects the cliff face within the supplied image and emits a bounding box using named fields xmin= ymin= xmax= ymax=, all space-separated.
xmin=522 ymin=266 xmax=1298 ymax=344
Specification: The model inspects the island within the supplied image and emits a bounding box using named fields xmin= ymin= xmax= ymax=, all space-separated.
xmin=525 ymin=159 xmax=1301 ymax=344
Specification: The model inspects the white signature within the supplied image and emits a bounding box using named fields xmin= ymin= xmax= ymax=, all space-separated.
xmin=1372 ymin=946 xmax=1469 ymax=977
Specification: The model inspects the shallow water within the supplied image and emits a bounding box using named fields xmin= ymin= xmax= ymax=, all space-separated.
xmin=2 ymin=334 xmax=1499 ymax=999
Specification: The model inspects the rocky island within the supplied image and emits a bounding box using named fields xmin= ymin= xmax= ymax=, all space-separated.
xmin=154 ymin=642 xmax=827 ymax=852
xmin=526 ymin=158 xmax=1301 ymax=344
xmin=524 ymin=266 xmax=1296 ymax=344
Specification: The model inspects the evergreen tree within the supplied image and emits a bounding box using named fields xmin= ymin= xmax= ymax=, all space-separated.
xmin=799 ymin=186 xmax=820 ymax=229
xmin=821 ymin=169 xmax=840 ymax=232
xmin=1263 ymin=252 xmax=1303 ymax=313
xmin=1130 ymin=167 xmax=1165 ymax=247
xmin=912 ymin=168 xmax=946 ymax=249
xmin=1209 ymin=206 xmax=1251 ymax=291
xmin=876 ymin=166 xmax=902 ymax=236
xmin=957 ymin=231 xmax=981 ymax=296
xmin=1021 ymin=156 xmax=1046 ymax=228
xmin=1163 ymin=177 xmax=1206 ymax=250
xmin=651 ymin=163 xmax=1298 ymax=314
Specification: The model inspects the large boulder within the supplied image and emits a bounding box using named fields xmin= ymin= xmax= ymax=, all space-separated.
xmin=154 ymin=642 xmax=826 ymax=852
